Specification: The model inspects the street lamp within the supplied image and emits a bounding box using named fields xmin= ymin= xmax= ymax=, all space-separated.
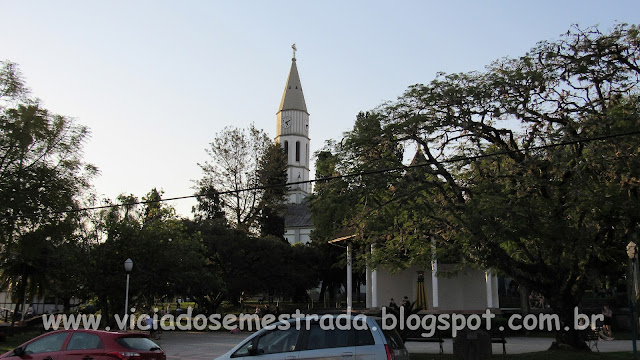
xmin=124 ymin=258 xmax=133 ymax=320
xmin=627 ymin=242 xmax=638 ymax=360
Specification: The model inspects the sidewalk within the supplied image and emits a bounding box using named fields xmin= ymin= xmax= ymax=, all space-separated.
xmin=404 ymin=336 xmax=634 ymax=354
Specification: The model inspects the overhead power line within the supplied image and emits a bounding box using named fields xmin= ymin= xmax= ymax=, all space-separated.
xmin=3 ymin=129 xmax=640 ymax=220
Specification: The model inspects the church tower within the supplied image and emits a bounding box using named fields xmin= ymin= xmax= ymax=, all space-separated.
xmin=277 ymin=45 xmax=313 ymax=244
xmin=275 ymin=45 xmax=310 ymax=204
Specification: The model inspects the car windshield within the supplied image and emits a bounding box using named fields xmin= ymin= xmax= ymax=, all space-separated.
xmin=116 ymin=337 xmax=161 ymax=351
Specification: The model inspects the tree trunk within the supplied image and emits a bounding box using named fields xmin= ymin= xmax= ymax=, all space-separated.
xmin=9 ymin=300 xmax=21 ymax=335
xmin=549 ymin=303 xmax=589 ymax=351
xmin=20 ymin=286 xmax=27 ymax=326
xmin=519 ymin=285 xmax=530 ymax=316
xmin=319 ymin=280 xmax=327 ymax=308
xmin=63 ymin=297 xmax=71 ymax=313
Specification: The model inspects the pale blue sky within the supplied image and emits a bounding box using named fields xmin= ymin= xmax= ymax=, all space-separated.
xmin=1 ymin=1 xmax=638 ymax=216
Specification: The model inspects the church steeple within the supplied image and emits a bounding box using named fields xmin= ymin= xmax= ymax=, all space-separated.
xmin=276 ymin=44 xmax=311 ymax=205
xmin=278 ymin=55 xmax=308 ymax=114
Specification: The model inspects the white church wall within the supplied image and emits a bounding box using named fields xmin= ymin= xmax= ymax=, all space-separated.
xmin=299 ymin=228 xmax=312 ymax=244
xmin=373 ymin=264 xmax=497 ymax=311
xmin=436 ymin=264 xmax=489 ymax=311
xmin=285 ymin=228 xmax=313 ymax=245
xmin=284 ymin=229 xmax=296 ymax=244
xmin=375 ymin=266 xmax=432 ymax=309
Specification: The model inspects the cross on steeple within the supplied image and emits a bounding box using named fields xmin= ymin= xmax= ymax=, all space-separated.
xmin=292 ymin=43 xmax=297 ymax=61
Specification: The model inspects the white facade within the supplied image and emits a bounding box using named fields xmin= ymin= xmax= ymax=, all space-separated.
xmin=365 ymin=263 xmax=500 ymax=311
xmin=284 ymin=227 xmax=312 ymax=245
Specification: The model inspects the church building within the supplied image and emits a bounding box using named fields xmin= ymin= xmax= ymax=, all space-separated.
xmin=275 ymin=47 xmax=313 ymax=245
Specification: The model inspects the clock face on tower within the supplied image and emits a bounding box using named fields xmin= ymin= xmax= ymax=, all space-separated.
xmin=283 ymin=116 xmax=291 ymax=128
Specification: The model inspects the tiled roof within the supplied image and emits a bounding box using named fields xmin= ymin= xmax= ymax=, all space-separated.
xmin=284 ymin=203 xmax=313 ymax=228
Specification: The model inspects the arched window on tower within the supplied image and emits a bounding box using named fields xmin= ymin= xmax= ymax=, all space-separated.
xmin=284 ymin=141 xmax=289 ymax=159
xmin=296 ymin=141 xmax=300 ymax=162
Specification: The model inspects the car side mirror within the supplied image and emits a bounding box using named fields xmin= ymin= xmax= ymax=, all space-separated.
xmin=12 ymin=347 xmax=25 ymax=356
xmin=247 ymin=344 xmax=256 ymax=356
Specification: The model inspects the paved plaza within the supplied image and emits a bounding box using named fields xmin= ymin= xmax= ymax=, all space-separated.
xmin=154 ymin=331 xmax=636 ymax=360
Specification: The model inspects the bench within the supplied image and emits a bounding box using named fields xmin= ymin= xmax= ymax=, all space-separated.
xmin=405 ymin=330 xmax=444 ymax=355
xmin=585 ymin=327 xmax=600 ymax=352
xmin=490 ymin=329 xmax=507 ymax=354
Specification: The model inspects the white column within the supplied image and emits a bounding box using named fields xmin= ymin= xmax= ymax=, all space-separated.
xmin=493 ymin=274 xmax=500 ymax=308
xmin=346 ymin=241 xmax=352 ymax=312
xmin=431 ymin=259 xmax=439 ymax=308
xmin=371 ymin=244 xmax=378 ymax=307
xmin=366 ymin=261 xmax=372 ymax=308
xmin=486 ymin=271 xmax=493 ymax=308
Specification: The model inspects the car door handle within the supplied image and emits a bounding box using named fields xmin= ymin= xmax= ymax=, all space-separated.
xmin=285 ymin=357 xmax=296 ymax=360
xmin=43 ymin=357 xmax=54 ymax=360
xmin=83 ymin=357 xmax=94 ymax=360
xmin=341 ymin=352 xmax=353 ymax=357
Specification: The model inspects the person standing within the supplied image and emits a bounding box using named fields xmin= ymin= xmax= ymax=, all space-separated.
xmin=401 ymin=296 xmax=411 ymax=310
xmin=602 ymin=305 xmax=613 ymax=339
xmin=389 ymin=298 xmax=399 ymax=310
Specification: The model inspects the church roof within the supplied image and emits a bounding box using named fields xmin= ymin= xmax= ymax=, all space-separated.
xmin=284 ymin=203 xmax=313 ymax=228
xmin=410 ymin=148 xmax=428 ymax=166
xmin=278 ymin=59 xmax=308 ymax=114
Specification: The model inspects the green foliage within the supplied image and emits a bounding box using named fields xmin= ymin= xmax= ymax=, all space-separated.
xmin=0 ymin=60 xmax=97 ymax=316
xmin=192 ymin=183 xmax=225 ymax=221
xmin=257 ymin=143 xmax=288 ymax=239
xmin=311 ymin=112 xmax=405 ymax=243
xmin=312 ymin=24 xmax=640 ymax=348
xmin=309 ymin=112 xmax=406 ymax=301
xmin=196 ymin=124 xmax=271 ymax=232
xmin=89 ymin=190 xmax=213 ymax=323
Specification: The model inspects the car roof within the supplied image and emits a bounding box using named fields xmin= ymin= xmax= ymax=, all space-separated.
xmin=42 ymin=329 xmax=151 ymax=338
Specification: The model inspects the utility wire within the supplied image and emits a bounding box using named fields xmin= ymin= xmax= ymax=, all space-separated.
xmin=3 ymin=129 xmax=640 ymax=220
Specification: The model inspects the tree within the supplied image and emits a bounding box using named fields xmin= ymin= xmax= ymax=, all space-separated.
xmin=90 ymin=190 xmax=213 ymax=324
xmin=309 ymin=112 xmax=405 ymax=304
xmin=197 ymin=124 xmax=271 ymax=232
xmin=387 ymin=24 xmax=640 ymax=349
xmin=257 ymin=143 xmax=288 ymax=239
xmin=192 ymin=183 xmax=226 ymax=222
xmin=309 ymin=145 xmax=351 ymax=304
xmin=316 ymin=24 xmax=640 ymax=349
xmin=0 ymin=60 xmax=97 ymax=321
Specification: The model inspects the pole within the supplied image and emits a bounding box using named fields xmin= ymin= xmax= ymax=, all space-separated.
xmin=635 ymin=259 xmax=639 ymax=301
xmin=346 ymin=241 xmax=352 ymax=312
xmin=366 ymin=259 xmax=371 ymax=308
xmin=371 ymin=243 xmax=378 ymax=308
xmin=431 ymin=237 xmax=439 ymax=308
xmin=633 ymin=259 xmax=638 ymax=360
xmin=124 ymin=273 xmax=130 ymax=320
xmin=20 ymin=285 xmax=27 ymax=326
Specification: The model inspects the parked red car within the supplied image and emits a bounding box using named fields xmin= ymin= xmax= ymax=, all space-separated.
xmin=0 ymin=329 xmax=166 ymax=360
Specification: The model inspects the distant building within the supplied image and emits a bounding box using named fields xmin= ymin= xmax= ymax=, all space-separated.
xmin=275 ymin=47 xmax=313 ymax=244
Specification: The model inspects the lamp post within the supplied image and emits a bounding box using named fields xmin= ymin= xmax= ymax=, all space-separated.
xmin=627 ymin=242 xmax=638 ymax=360
xmin=124 ymin=258 xmax=133 ymax=320
xmin=346 ymin=240 xmax=352 ymax=312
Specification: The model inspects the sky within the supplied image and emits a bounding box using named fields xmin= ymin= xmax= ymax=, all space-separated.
xmin=1 ymin=1 xmax=638 ymax=217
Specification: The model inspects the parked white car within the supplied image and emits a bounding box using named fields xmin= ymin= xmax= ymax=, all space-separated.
xmin=216 ymin=315 xmax=410 ymax=360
